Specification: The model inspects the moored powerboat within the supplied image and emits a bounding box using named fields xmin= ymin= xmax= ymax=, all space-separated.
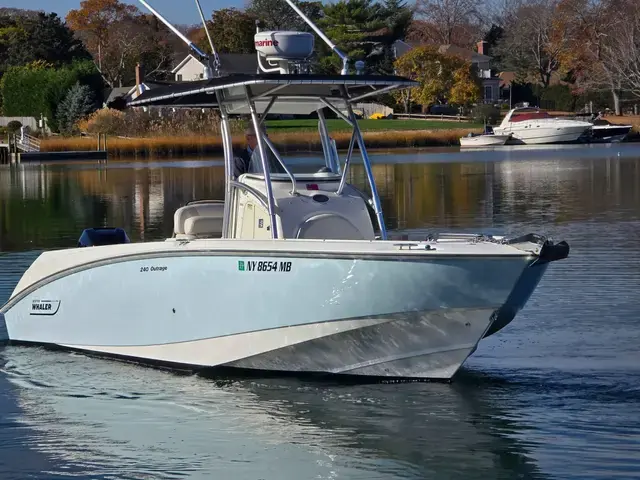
xmin=494 ymin=107 xmax=592 ymax=144
xmin=460 ymin=126 xmax=511 ymax=147
xmin=0 ymin=0 xmax=570 ymax=381
xmin=588 ymin=119 xmax=633 ymax=143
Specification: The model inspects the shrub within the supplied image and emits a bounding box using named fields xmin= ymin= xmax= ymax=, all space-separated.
xmin=77 ymin=108 xmax=126 ymax=136
xmin=6 ymin=120 xmax=22 ymax=133
xmin=0 ymin=60 xmax=103 ymax=132
xmin=471 ymin=104 xmax=501 ymax=125
xmin=76 ymin=107 xmax=244 ymax=137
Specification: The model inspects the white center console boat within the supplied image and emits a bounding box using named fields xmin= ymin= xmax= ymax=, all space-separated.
xmin=0 ymin=0 xmax=570 ymax=380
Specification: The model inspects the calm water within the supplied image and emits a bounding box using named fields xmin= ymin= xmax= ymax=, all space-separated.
xmin=1 ymin=144 xmax=640 ymax=479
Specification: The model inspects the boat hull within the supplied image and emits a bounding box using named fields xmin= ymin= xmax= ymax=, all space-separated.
xmin=589 ymin=125 xmax=632 ymax=143
xmin=460 ymin=135 xmax=510 ymax=147
xmin=0 ymin=247 xmax=538 ymax=379
xmin=495 ymin=125 xmax=589 ymax=144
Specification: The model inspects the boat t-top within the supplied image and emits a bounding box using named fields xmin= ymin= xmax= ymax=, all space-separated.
xmin=0 ymin=0 xmax=570 ymax=380
xmin=493 ymin=105 xmax=593 ymax=144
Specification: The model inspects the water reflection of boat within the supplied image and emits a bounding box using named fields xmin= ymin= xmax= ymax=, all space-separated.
xmin=0 ymin=346 xmax=549 ymax=479
xmin=0 ymin=1 xmax=570 ymax=381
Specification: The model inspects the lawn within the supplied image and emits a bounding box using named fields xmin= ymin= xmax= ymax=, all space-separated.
xmin=264 ymin=118 xmax=480 ymax=132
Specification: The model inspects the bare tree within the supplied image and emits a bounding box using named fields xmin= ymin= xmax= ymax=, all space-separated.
xmin=411 ymin=0 xmax=486 ymax=47
xmin=603 ymin=0 xmax=640 ymax=100
xmin=554 ymin=0 xmax=633 ymax=113
xmin=494 ymin=0 xmax=566 ymax=88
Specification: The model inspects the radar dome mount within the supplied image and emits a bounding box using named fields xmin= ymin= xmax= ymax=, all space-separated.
xmin=254 ymin=30 xmax=315 ymax=74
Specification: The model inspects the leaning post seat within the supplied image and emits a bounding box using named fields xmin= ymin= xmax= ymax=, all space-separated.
xmin=173 ymin=201 xmax=225 ymax=239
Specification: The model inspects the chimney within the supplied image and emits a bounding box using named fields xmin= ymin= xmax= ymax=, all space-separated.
xmin=135 ymin=63 xmax=145 ymax=96
xmin=477 ymin=40 xmax=489 ymax=56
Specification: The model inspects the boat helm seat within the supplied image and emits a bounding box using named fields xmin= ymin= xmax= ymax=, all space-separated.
xmin=182 ymin=215 xmax=223 ymax=238
xmin=174 ymin=202 xmax=224 ymax=239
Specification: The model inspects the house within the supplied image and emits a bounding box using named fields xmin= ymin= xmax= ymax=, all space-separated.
xmin=103 ymin=65 xmax=177 ymax=109
xmin=171 ymin=53 xmax=259 ymax=81
xmin=392 ymin=39 xmax=502 ymax=104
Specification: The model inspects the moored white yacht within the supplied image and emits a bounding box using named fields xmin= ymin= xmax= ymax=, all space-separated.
xmin=0 ymin=0 xmax=570 ymax=380
xmin=494 ymin=106 xmax=592 ymax=144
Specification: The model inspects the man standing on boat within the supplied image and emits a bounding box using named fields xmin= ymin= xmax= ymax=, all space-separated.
xmin=233 ymin=124 xmax=286 ymax=178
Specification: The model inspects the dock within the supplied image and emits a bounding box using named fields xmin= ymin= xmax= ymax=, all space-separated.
xmin=1 ymin=132 xmax=108 ymax=164
xmin=19 ymin=151 xmax=108 ymax=162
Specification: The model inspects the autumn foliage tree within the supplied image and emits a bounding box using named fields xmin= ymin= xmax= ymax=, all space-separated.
xmin=493 ymin=0 xmax=566 ymax=88
xmin=189 ymin=8 xmax=257 ymax=55
xmin=67 ymin=0 xmax=174 ymax=87
xmin=549 ymin=0 xmax=640 ymax=113
xmin=393 ymin=45 xmax=480 ymax=112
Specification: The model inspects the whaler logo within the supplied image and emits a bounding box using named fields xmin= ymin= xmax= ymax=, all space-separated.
xmin=30 ymin=299 xmax=61 ymax=316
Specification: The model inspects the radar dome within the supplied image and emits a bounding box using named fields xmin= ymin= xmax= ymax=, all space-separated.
xmin=254 ymin=31 xmax=314 ymax=59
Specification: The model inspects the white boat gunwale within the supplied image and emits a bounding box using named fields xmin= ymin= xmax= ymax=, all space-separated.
xmin=1 ymin=231 xmax=567 ymax=316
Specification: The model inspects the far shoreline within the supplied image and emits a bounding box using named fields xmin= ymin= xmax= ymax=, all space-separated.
xmin=39 ymin=128 xmax=481 ymax=159
xmin=39 ymin=127 xmax=640 ymax=160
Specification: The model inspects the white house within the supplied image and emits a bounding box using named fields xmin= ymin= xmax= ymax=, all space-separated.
xmin=392 ymin=39 xmax=502 ymax=104
xmin=172 ymin=54 xmax=206 ymax=81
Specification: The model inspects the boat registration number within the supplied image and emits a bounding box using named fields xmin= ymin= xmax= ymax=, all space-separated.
xmin=238 ymin=260 xmax=292 ymax=272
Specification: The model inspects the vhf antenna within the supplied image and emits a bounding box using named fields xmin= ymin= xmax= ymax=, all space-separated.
xmin=138 ymin=0 xmax=220 ymax=78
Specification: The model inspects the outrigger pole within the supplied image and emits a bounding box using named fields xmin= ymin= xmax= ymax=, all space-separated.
xmin=138 ymin=0 xmax=220 ymax=78
xmin=281 ymin=0 xmax=350 ymax=75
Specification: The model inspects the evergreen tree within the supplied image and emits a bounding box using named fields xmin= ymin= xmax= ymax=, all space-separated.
xmin=57 ymin=82 xmax=96 ymax=136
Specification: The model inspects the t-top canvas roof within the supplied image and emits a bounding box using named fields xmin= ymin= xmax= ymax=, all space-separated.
xmin=127 ymin=73 xmax=417 ymax=115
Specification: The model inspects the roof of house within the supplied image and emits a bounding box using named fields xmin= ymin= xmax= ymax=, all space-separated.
xmin=438 ymin=44 xmax=491 ymax=63
xmin=172 ymin=53 xmax=258 ymax=76
xmin=104 ymin=80 xmax=180 ymax=108
xmin=392 ymin=40 xmax=493 ymax=64
xmin=219 ymin=54 xmax=258 ymax=75
xmin=171 ymin=54 xmax=199 ymax=74
xmin=104 ymin=87 xmax=131 ymax=105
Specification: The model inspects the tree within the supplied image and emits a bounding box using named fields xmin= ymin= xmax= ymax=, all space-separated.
xmin=600 ymin=0 xmax=640 ymax=101
xmin=551 ymin=0 xmax=636 ymax=113
xmin=374 ymin=0 xmax=415 ymax=75
xmin=57 ymin=82 xmax=96 ymax=136
xmin=316 ymin=0 xmax=386 ymax=73
xmin=1 ymin=60 xmax=101 ymax=131
xmin=393 ymin=45 xmax=480 ymax=110
xmin=493 ymin=0 xmax=565 ymax=88
xmin=449 ymin=64 xmax=481 ymax=105
xmin=0 ymin=12 xmax=90 ymax=76
xmin=246 ymin=0 xmax=323 ymax=32
xmin=67 ymin=0 xmax=173 ymax=87
xmin=409 ymin=0 xmax=486 ymax=48
xmin=190 ymin=8 xmax=257 ymax=55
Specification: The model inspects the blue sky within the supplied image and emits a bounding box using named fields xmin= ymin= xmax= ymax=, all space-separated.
xmin=2 ymin=0 xmax=244 ymax=25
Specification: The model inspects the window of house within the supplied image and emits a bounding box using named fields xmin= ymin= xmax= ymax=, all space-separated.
xmin=199 ymin=73 xmax=203 ymax=79
xmin=177 ymin=74 xmax=183 ymax=81
xmin=484 ymin=85 xmax=492 ymax=101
